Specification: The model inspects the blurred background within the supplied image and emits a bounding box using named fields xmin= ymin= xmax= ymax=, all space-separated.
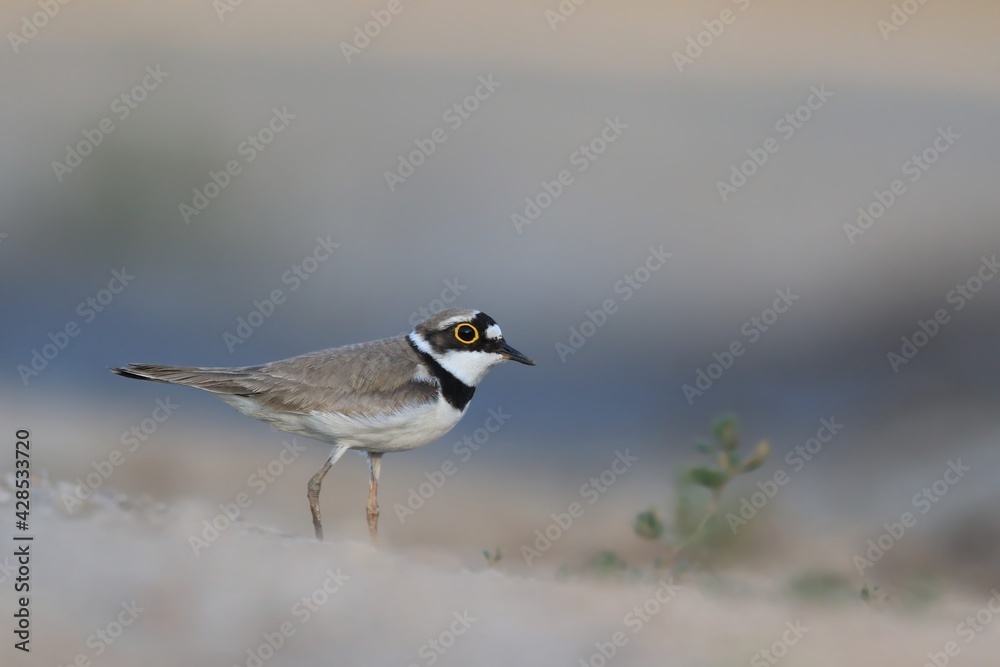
xmin=1 ymin=1 xmax=999 ymax=665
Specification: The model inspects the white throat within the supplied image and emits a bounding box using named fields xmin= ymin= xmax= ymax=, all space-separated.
xmin=409 ymin=332 xmax=503 ymax=387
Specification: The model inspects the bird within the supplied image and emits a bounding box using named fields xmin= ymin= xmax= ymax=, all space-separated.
xmin=111 ymin=308 xmax=534 ymax=544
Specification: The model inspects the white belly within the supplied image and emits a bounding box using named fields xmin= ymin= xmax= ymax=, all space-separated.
xmin=223 ymin=395 xmax=467 ymax=453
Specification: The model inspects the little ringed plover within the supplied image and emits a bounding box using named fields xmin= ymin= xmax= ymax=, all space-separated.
xmin=111 ymin=308 xmax=534 ymax=544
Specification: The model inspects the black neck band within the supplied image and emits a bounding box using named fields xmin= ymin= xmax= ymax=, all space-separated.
xmin=407 ymin=337 xmax=476 ymax=411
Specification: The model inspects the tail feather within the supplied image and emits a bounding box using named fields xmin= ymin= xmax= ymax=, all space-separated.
xmin=110 ymin=363 xmax=257 ymax=395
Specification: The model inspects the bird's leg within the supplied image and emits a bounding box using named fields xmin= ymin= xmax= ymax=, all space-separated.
xmin=308 ymin=445 xmax=349 ymax=541
xmin=307 ymin=461 xmax=331 ymax=540
xmin=366 ymin=452 xmax=383 ymax=546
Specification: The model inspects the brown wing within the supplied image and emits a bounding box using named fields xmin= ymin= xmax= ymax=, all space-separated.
xmin=111 ymin=335 xmax=440 ymax=417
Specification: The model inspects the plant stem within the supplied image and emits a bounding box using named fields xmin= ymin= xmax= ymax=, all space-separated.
xmin=669 ymin=489 xmax=721 ymax=561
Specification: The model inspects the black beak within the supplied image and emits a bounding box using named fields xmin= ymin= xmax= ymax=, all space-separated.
xmin=500 ymin=343 xmax=535 ymax=366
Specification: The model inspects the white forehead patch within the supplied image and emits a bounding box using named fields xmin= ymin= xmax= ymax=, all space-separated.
xmin=485 ymin=324 xmax=503 ymax=340
xmin=438 ymin=313 xmax=474 ymax=328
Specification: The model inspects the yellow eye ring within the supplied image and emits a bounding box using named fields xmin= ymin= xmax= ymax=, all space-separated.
xmin=454 ymin=323 xmax=479 ymax=344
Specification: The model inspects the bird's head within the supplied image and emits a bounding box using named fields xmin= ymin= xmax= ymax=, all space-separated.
xmin=408 ymin=308 xmax=535 ymax=386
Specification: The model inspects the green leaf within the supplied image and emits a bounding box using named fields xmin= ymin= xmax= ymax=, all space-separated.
xmin=713 ymin=415 xmax=739 ymax=451
xmin=589 ymin=551 xmax=627 ymax=574
xmin=695 ymin=439 xmax=716 ymax=455
xmin=688 ymin=466 xmax=728 ymax=490
xmin=741 ymin=441 xmax=770 ymax=472
xmin=634 ymin=509 xmax=664 ymax=540
xmin=720 ymin=451 xmax=741 ymax=471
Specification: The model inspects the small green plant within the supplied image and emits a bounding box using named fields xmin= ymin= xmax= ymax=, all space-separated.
xmin=482 ymin=547 xmax=502 ymax=567
xmin=634 ymin=508 xmax=665 ymax=540
xmin=635 ymin=415 xmax=770 ymax=563
xmin=590 ymin=550 xmax=627 ymax=573
xmin=587 ymin=551 xmax=640 ymax=581
xmin=789 ymin=570 xmax=855 ymax=603
xmin=860 ymin=582 xmax=890 ymax=610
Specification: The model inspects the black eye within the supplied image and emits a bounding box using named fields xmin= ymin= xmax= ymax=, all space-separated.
xmin=454 ymin=323 xmax=479 ymax=344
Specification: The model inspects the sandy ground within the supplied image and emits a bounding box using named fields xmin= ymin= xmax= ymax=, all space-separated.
xmin=1 ymin=400 xmax=999 ymax=667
